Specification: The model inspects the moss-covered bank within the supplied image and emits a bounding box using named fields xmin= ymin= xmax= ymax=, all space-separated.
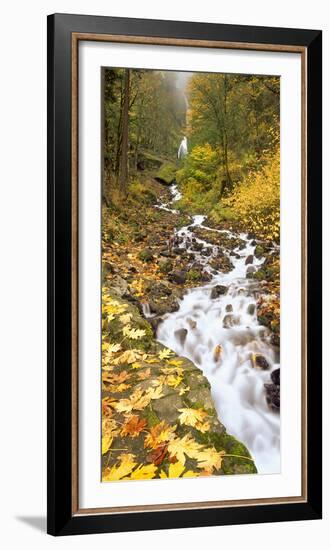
xmin=102 ymin=290 xmax=257 ymax=481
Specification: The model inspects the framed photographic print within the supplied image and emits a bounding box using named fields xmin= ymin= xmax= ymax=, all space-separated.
xmin=47 ymin=13 xmax=322 ymax=536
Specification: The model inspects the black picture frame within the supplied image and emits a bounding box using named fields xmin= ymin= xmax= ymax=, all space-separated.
xmin=47 ymin=13 xmax=322 ymax=536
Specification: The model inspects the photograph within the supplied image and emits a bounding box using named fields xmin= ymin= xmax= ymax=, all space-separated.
xmin=101 ymin=67 xmax=281 ymax=482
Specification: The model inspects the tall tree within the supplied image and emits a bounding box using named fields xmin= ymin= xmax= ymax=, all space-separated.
xmin=117 ymin=69 xmax=130 ymax=198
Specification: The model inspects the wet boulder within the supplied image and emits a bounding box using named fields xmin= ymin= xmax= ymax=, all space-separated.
xmin=271 ymin=333 xmax=280 ymax=347
xmin=148 ymin=299 xmax=179 ymax=316
xmin=225 ymin=304 xmax=233 ymax=312
xmin=175 ymin=328 xmax=188 ymax=346
xmin=213 ymin=255 xmax=233 ymax=273
xmin=245 ymin=254 xmax=254 ymax=265
xmin=247 ymin=303 xmax=256 ymax=315
xmin=271 ymin=368 xmax=280 ymax=386
xmin=192 ymin=242 xmax=203 ymax=252
xmin=145 ymin=281 xmax=181 ymax=316
xmin=201 ymin=271 xmax=212 ymax=282
xmin=146 ymin=281 xmax=172 ymax=297
xmin=168 ymin=270 xmax=187 ymax=285
xmin=149 ymin=316 xmax=164 ymax=335
xmin=223 ymin=314 xmax=240 ymax=328
xmin=251 ymin=353 xmax=270 ymax=370
xmin=210 ymin=285 xmax=228 ymax=299
xmin=202 ymin=247 xmax=212 ymax=256
xmin=264 ymin=383 xmax=280 ymax=411
xmin=186 ymin=317 xmax=197 ymax=329
xmin=173 ymin=247 xmax=185 ymax=255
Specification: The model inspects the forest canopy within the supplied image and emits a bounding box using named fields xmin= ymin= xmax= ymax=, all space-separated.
xmin=103 ymin=67 xmax=280 ymax=242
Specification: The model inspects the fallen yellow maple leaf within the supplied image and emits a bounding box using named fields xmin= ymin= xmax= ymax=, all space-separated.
xmin=158 ymin=348 xmax=174 ymax=360
xmin=144 ymin=421 xmax=177 ymax=449
xmin=103 ymin=453 xmax=137 ymax=481
xmin=178 ymin=408 xmax=208 ymax=428
xmin=102 ymin=370 xmax=131 ymax=384
xmin=126 ymin=464 xmax=157 ymax=480
xmin=112 ymin=349 xmax=142 ymax=365
xmin=102 ymin=418 xmax=120 ymax=454
xmin=107 ymin=343 xmax=122 ymax=354
xmin=166 ymin=358 xmax=183 ymax=367
xmin=122 ymin=326 xmax=146 ymax=340
xmin=160 ymin=461 xmax=185 ymax=479
xmin=113 ymin=388 xmax=151 ymax=413
xmin=106 ymin=383 xmax=131 ymax=393
xmin=196 ymin=420 xmax=211 ymax=433
xmin=195 ymin=448 xmax=226 ymax=473
xmin=102 ymin=434 xmax=113 ymax=455
xmin=167 ymin=434 xmax=203 ymax=465
xmin=166 ymin=374 xmax=183 ymax=388
xmin=145 ymin=384 xmax=164 ymax=400
xmin=119 ymin=313 xmax=133 ymax=324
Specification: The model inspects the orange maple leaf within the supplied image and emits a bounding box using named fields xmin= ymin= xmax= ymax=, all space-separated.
xmin=120 ymin=415 xmax=147 ymax=437
xmin=146 ymin=443 xmax=168 ymax=466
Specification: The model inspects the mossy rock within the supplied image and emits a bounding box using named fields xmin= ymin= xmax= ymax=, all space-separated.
xmin=158 ymin=258 xmax=173 ymax=273
xmin=186 ymin=269 xmax=202 ymax=282
xmin=254 ymin=245 xmax=265 ymax=259
xmin=155 ymin=162 xmax=177 ymax=185
xmin=103 ymin=290 xmax=155 ymax=352
xmin=138 ymin=248 xmax=154 ymax=262
xmin=102 ymin=289 xmax=258 ymax=476
xmin=138 ymin=150 xmax=165 ymax=170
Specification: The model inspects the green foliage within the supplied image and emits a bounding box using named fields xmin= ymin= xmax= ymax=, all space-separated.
xmin=129 ymin=181 xmax=157 ymax=205
xmin=176 ymin=144 xmax=223 ymax=214
xmin=187 ymin=72 xmax=280 ymax=186
xmin=208 ymin=205 xmax=236 ymax=224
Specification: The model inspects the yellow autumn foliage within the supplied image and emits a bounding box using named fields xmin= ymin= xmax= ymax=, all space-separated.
xmin=222 ymin=145 xmax=280 ymax=242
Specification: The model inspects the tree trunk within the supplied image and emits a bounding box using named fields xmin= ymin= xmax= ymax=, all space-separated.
xmin=117 ymin=69 xmax=130 ymax=198
xmin=220 ymin=75 xmax=232 ymax=196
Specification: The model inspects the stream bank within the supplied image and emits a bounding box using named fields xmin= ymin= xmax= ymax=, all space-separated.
xmin=103 ymin=176 xmax=280 ymax=476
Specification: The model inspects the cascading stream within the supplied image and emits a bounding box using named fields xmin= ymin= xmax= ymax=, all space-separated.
xmin=155 ymin=184 xmax=280 ymax=474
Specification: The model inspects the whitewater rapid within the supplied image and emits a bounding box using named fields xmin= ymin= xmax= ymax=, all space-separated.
xmin=155 ymin=185 xmax=280 ymax=474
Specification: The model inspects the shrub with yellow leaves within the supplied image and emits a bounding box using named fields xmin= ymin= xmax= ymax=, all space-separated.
xmin=221 ymin=145 xmax=280 ymax=242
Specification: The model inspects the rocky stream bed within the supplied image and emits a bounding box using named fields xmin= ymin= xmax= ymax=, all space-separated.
xmin=102 ymin=180 xmax=280 ymax=478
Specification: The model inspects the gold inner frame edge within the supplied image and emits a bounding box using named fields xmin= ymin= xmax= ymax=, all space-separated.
xmin=71 ymin=32 xmax=307 ymax=516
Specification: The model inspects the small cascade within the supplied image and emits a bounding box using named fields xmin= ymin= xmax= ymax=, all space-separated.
xmin=154 ymin=190 xmax=280 ymax=474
